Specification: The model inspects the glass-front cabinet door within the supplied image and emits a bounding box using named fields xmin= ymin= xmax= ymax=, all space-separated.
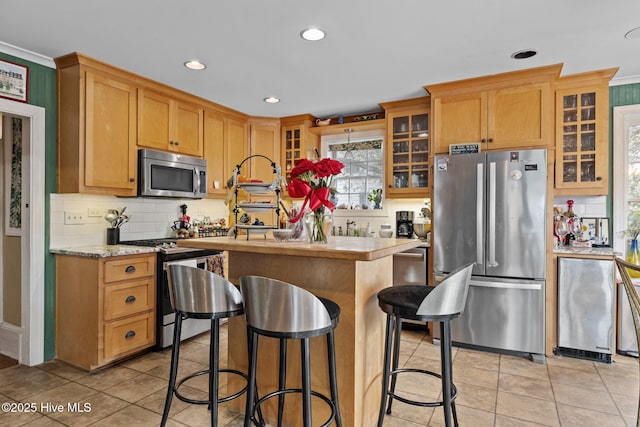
xmin=386 ymin=109 xmax=430 ymax=198
xmin=554 ymin=72 xmax=614 ymax=196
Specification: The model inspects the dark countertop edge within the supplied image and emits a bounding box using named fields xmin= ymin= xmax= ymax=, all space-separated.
xmin=50 ymin=245 xmax=159 ymax=258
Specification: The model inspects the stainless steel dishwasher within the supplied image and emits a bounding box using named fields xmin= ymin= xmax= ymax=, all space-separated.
xmin=393 ymin=246 xmax=428 ymax=328
xmin=557 ymin=257 xmax=614 ymax=363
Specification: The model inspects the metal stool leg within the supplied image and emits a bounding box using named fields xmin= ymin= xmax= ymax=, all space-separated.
xmin=377 ymin=314 xmax=394 ymax=427
xmin=278 ymin=338 xmax=287 ymax=427
xmin=440 ymin=320 xmax=457 ymax=427
xmin=301 ymin=338 xmax=312 ymax=427
xmin=210 ymin=318 xmax=220 ymax=426
xmin=161 ymin=313 xmax=183 ymax=426
xmin=386 ymin=315 xmax=402 ymax=415
xmin=327 ymin=330 xmax=342 ymax=427
xmin=244 ymin=329 xmax=259 ymax=427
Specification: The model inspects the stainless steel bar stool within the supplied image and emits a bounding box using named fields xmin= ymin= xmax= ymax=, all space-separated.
xmin=376 ymin=263 xmax=473 ymax=427
xmin=240 ymin=275 xmax=342 ymax=427
xmin=161 ymin=265 xmax=251 ymax=427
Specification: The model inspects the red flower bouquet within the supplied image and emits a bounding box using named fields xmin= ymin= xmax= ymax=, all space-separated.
xmin=287 ymin=158 xmax=344 ymax=242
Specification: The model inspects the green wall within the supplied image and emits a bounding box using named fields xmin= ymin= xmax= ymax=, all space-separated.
xmin=608 ymin=84 xmax=640 ymax=218
xmin=0 ymin=52 xmax=57 ymax=360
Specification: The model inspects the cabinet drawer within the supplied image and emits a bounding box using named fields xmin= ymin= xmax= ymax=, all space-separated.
xmin=104 ymin=312 xmax=154 ymax=360
xmin=103 ymin=278 xmax=155 ymax=321
xmin=104 ymin=255 xmax=155 ymax=283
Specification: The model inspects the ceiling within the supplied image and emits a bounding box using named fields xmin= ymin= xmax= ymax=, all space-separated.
xmin=2 ymin=0 xmax=640 ymax=118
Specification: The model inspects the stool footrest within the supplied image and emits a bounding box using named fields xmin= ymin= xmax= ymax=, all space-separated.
xmin=174 ymin=368 xmax=248 ymax=405
xmin=249 ymin=388 xmax=336 ymax=427
xmin=386 ymin=367 xmax=458 ymax=409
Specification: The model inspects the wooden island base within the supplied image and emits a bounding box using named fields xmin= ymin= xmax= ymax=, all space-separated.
xmin=179 ymin=236 xmax=421 ymax=427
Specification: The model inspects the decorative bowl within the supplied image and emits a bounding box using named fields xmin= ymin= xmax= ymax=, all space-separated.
xmin=379 ymin=229 xmax=394 ymax=238
xmin=272 ymin=229 xmax=294 ymax=242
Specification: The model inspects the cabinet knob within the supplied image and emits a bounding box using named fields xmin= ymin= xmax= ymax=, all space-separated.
xmin=129 ymin=178 xmax=135 ymax=182
xmin=169 ymin=140 xmax=175 ymax=145
xmin=125 ymin=331 xmax=136 ymax=339
xmin=488 ymin=138 xmax=494 ymax=143
xmin=125 ymin=295 xmax=136 ymax=304
xmin=125 ymin=266 xmax=136 ymax=273
xmin=596 ymin=176 xmax=602 ymax=181
xmin=481 ymin=138 xmax=487 ymax=143
xmin=175 ymin=141 xmax=179 ymax=146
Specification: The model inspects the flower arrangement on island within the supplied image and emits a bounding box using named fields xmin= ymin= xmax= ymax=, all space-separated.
xmin=287 ymin=157 xmax=344 ymax=243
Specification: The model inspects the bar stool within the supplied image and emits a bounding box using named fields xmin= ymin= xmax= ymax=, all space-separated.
xmin=376 ymin=263 xmax=473 ymax=427
xmin=161 ymin=265 xmax=250 ymax=427
xmin=240 ymin=275 xmax=342 ymax=427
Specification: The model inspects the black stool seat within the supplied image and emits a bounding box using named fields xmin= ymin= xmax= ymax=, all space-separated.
xmin=319 ymin=297 xmax=341 ymax=326
xmin=377 ymin=264 xmax=474 ymax=427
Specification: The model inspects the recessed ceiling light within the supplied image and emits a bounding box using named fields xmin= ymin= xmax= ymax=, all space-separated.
xmin=625 ymin=26 xmax=640 ymax=39
xmin=511 ymin=49 xmax=537 ymax=60
xmin=300 ymin=28 xmax=325 ymax=41
xmin=184 ymin=60 xmax=206 ymax=70
xmin=263 ymin=97 xmax=280 ymax=104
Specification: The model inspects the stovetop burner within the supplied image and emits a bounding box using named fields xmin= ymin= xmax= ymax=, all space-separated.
xmin=120 ymin=238 xmax=197 ymax=254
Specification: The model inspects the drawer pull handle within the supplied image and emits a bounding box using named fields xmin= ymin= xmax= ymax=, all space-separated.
xmin=125 ymin=331 xmax=136 ymax=339
xmin=125 ymin=295 xmax=136 ymax=304
xmin=125 ymin=266 xmax=136 ymax=273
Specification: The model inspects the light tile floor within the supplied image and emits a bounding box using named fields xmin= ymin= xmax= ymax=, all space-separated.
xmin=0 ymin=325 xmax=637 ymax=426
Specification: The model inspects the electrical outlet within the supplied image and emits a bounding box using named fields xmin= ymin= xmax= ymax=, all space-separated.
xmin=88 ymin=208 xmax=102 ymax=217
xmin=64 ymin=210 xmax=85 ymax=225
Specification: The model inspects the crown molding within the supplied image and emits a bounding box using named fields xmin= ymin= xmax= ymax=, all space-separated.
xmin=0 ymin=41 xmax=55 ymax=68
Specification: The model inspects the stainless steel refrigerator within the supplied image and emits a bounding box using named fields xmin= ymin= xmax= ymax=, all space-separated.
xmin=433 ymin=148 xmax=546 ymax=362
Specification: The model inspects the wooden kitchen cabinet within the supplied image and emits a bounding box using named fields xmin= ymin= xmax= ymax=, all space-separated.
xmin=280 ymin=114 xmax=319 ymax=184
xmin=554 ymin=68 xmax=618 ymax=196
xmin=56 ymin=53 xmax=138 ymax=196
xmin=203 ymin=110 xmax=249 ymax=198
xmin=380 ymin=97 xmax=430 ymax=198
xmin=56 ymin=253 xmax=156 ymax=371
xmin=427 ymin=64 xmax=561 ymax=154
xmin=138 ymin=88 xmax=204 ymax=156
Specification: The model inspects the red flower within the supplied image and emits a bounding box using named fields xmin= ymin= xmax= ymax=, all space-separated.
xmin=290 ymin=159 xmax=315 ymax=179
xmin=314 ymin=158 xmax=344 ymax=178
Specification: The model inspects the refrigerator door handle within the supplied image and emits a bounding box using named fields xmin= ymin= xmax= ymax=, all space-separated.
xmin=470 ymin=279 xmax=543 ymax=291
xmin=487 ymin=161 xmax=498 ymax=267
xmin=476 ymin=163 xmax=484 ymax=265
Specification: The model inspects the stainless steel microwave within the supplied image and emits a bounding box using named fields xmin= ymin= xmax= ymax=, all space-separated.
xmin=138 ymin=149 xmax=207 ymax=199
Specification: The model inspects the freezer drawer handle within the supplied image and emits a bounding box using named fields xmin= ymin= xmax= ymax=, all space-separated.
xmin=470 ymin=280 xmax=542 ymax=291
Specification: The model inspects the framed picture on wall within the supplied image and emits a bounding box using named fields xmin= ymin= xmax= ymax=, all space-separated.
xmin=0 ymin=59 xmax=28 ymax=103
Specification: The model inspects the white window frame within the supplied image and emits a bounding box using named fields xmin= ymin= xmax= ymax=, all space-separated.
xmin=613 ymin=104 xmax=640 ymax=254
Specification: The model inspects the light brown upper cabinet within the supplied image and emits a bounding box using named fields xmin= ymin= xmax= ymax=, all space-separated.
xmin=554 ymin=68 xmax=618 ymax=196
xmin=280 ymin=115 xmax=319 ymax=185
xmin=203 ymin=110 xmax=249 ymax=198
xmin=380 ymin=97 xmax=430 ymax=198
xmin=138 ymin=88 xmax=204 ymax=157
xmin=427 ymin=64 xmax=561 ymax=154
xmin=249 ymin=118 xmax=281 ymax=184
xmin=56 ymin=53 xmax=138 ymax=196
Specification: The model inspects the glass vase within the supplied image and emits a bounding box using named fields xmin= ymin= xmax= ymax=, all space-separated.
xmin=627 ymin=238 xmax=640 ymax=278
xmin=304 ymin=209 xmax=333 ymax=244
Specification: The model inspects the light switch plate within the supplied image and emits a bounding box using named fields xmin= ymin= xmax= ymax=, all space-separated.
xmin=88 ymin=208 xmax=102 ymax=217
xmin=64 ymin=210 xmax=85 ymax=225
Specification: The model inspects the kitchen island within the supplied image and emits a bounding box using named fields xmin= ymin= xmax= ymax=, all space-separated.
xmin=179 ymin=236 xmax=422 ymax=427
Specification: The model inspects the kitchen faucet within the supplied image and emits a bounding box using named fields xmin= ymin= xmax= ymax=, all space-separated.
xmin=346 ymin=219 xmax=355 ymax=237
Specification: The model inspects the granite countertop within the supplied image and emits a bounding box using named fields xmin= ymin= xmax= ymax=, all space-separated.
xmin=50 ymin=245 xmax=158 ymax=258
xmin=554 ymin=246 xmax=621 ymax=258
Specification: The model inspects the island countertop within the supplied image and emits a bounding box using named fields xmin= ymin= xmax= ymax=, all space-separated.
xmin=178 ymin=235 xmax=422 ymax=261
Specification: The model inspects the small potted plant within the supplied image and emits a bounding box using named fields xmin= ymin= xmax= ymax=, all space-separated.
xmin=368 ymin=189 xmax=383 ymax=209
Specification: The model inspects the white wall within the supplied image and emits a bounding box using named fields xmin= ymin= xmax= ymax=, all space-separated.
xmin=50 ymin=194 xmax=229 ymax=248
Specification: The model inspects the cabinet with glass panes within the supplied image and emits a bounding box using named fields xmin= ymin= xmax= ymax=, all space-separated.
xmin=554 ymin=69 xmax=617 ymax=196
xmin=280 ymin=114 xmax=319 ymax=185
xmin=381 ymin=97 xmax=430 ymax=198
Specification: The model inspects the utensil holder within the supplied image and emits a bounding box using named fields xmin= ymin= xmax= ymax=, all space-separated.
xmin=106 ymin=228 xmax=120 ymax=245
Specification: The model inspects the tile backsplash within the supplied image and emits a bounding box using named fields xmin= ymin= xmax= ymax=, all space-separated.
xmin=552 ymin=195 xmax=607 ymax=217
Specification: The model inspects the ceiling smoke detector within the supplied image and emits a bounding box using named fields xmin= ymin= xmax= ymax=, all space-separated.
xmin=511 ymin=50 xmax=537 ymax=60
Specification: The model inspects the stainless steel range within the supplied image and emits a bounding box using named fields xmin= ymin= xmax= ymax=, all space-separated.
xmin=120 ymin=238 xmax=223 ymax=349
